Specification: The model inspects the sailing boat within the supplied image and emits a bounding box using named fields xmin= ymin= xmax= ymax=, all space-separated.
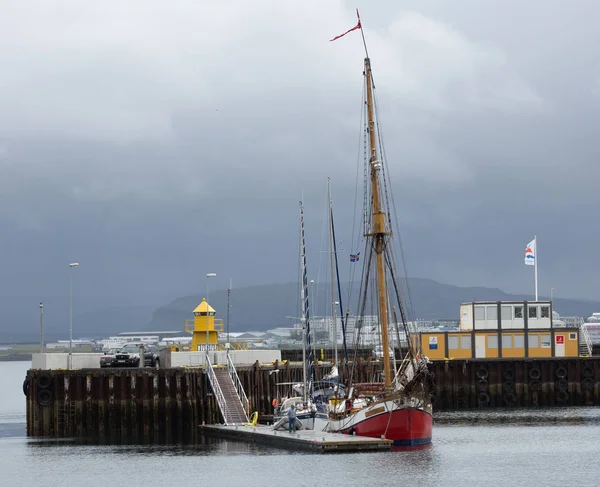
xmin=272 ymin=200 xmax=335 ymax=432
xmin=325 ymin=11 xmax=433 ymax=446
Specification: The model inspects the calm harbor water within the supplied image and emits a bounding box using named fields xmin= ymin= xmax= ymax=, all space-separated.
xmin=1 ymin=361 xmax=599 ymax=487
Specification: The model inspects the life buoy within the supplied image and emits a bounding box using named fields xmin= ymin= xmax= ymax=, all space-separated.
xmin=37 ymin=389 xmax=53 ymax=406
xmin=555 ymin=366 xmax=567 ymax=379
xmin=583 ymin=367 xmax=594 ymax=379
xmin=528 ymin=380 xmax=542 ymax=392
xmin=476 ymin=366 xmax=489 ymax=380
xmin=37 ymin=374 xmax=52 ymax=389
xmin=271 ymin=398 xmax=278 ymax=408
xmin=503 ymin=368 xmax=515 ymax=381
xmin=529 ymin=368 xmax=541 ymax=380
xmin=22 ymin=377 xmax=30 ymax=396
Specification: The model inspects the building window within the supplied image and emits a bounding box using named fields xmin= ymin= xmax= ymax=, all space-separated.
xmin=528 ymin=306 xmax=538 ymax=319
xmin=502 ymin=335 xmax=512 ymax=348
xmin=528 ymin=334 xmax=539 ymax=348
xmin=569 ymin=333 xmax=577 ymax=340
xmin=474 ymin=306 xmax=485 ymax=321
xmin=501 ymin=306 xmax=512 ymax=320
xmin=488 ymin=335 xmax=498 ymax=348
xmin=540 ymin=334 xmax=551 ymax=348
xmin=461 ymin=336 xmax=471 ymax=349
xmin=515 ymin=306 xmax=523 ymax=319
xmin=541 ymin=306 xmax=550 ymax=318
xmin=486 ymin=306 xmax=497 ymax=321
xmin=448 ymin=336 xmax=459 ymax=349
xmin=514 ymin=335 xmax=524 ymax=348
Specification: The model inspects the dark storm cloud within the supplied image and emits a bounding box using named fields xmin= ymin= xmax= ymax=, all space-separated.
xmin=0 ymin=0 xmax=599 ymax=337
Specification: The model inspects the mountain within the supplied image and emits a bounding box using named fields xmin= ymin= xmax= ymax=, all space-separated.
xmin=3 ymin=278 xmax=599 ymax=343
xmin=145 ymin=278 xmax=600 ymax=332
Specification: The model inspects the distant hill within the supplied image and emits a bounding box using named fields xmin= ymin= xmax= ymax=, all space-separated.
xmin=145 ymin=278 xmax=600 ymax=332
xmin=3 ymin=278 xmax=599 ymax=343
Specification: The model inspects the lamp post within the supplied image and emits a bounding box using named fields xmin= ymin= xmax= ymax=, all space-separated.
xmin=69 ymin=262 xmax=80 ymax=370
xmin=39 ymin=302 xmax=44 ymax=353
xmin=206 ymin=273 xmax=217 ymax=364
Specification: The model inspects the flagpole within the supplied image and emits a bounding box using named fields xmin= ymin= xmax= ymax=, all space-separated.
xmin=534 ymin=235 xmax=538 ymax=301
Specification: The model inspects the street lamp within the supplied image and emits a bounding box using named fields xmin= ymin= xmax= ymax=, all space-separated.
xmin=206 ymin=273 xmax=217 ymax=363
xmin=69 ymin=262 xmax=80 ymax=370
xmin=39 ymin=302 xmax=44 ymax=353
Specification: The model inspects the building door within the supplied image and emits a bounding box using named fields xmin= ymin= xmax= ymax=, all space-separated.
xmin=555 ymin=334 xmax=565 ymax=357
xmin=475 ymin=335 xmax=486 ymax=358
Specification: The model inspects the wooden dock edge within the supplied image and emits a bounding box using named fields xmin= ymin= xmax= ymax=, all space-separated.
xmin=199 ymin=424 xmax=392 ymax=453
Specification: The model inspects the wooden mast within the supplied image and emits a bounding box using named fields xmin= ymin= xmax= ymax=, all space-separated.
xmin=364 ymin=56 xmax=392 ymax=389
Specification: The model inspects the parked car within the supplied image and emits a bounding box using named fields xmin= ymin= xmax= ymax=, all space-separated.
xmin=100 ymin=347 xmax=122 ymax=368
xmin=372 ymin=345 xmax=394 ymax=360
xmin=113 ymin=343 xmax=160 ymax=368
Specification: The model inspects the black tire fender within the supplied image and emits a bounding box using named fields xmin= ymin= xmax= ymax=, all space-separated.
xmin=503 ymin=368 xmax=515 ymax=381
xmin=476 ymin=367 xmax=489 ymax=380
xmin=37 ymin=374 xmax=52 ymax=389
xmin=583 ymin=367 xmax=594 ymax=379
xmin=22 ymin=377 xmax=30 ymax=396
xmin=556 ymin=366 xmax=567 ymax=379
xmin=37 ymin=389 xmax=53 ymax=406
xmin=529 ymin=368 xmax=541 ymax=380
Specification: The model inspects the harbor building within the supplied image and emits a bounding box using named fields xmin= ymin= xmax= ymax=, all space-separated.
xmin=420 ymin=301 xmax=588 ymax=360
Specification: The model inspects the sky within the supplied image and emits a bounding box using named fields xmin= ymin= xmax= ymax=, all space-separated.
xmin=1 ymin=0 xmax=599 ymax=333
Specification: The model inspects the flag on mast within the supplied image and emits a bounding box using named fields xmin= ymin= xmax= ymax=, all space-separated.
xmin=329 ymin=9 xmax=361 ymax=41
xmin=524 ymin=239 xmax=536 ymax=266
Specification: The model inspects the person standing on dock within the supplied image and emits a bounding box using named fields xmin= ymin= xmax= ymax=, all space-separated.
xmin=288 ymin=404 xmax=296 ymax=433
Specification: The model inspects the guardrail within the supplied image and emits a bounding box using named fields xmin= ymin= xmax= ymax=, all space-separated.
xmin=205 ymin=355 xmax=230 ymax=423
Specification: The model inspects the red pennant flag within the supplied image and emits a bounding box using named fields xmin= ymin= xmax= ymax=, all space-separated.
xmin=330 ymin=9 xmax=361 ymax=42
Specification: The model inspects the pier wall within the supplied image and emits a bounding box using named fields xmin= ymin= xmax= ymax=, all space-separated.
xmin=25 ymin=357 xmax=600 ymax=439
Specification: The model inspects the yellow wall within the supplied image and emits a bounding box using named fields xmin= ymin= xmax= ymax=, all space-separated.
xmin=447 ymin=333 xmax=473 ymax=359
xmin=527 ymin=331 xmax=552 ymax=358
xmin=421 ymin=333 xmax=446 ymax=360
xmin=474 ymin=333 xmax=499 ymax=358
xmin=501 ymin=332 xmax=525 ymax=358
xmin=554 ymin=330 xmax=579 ymax=357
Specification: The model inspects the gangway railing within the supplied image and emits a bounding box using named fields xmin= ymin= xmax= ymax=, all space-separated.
xmin=227 ymin=353 xmax=250 ymax=420
xmin=205 ymin=355 xmax=230 ymax=423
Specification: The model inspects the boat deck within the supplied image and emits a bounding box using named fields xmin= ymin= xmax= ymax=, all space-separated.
xmin=200 ymin=424 xmax=393 ymax=453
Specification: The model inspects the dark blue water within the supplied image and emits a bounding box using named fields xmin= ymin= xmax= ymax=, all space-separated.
xmin=2 ymin=361 xmax=599 ymax=486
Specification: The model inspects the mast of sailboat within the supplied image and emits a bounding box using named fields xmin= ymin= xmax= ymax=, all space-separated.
xmin=364 ymin=52 xmax=392 ymax=390
xmin=299 ymin=200 xmax=314 ymax=401
xmin=329 ymin=10 xmax=392 ymax=387
xmin=299 ymin=202 xmax=307 ymax=402
xmin=327 ymin=178 xmax=339 ymax=365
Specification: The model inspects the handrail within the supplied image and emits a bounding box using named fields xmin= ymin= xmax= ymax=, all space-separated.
xmin=581 ymin=325 xmax=593 ymax=356
xmin=205 ymin=355 xmax=230 ymax=424
xmin=227 ymin=353 xmax=250 ymax=422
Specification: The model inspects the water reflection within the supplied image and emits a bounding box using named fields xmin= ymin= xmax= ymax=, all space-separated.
xmin=434 ymin=406 xmax=600 ymax=426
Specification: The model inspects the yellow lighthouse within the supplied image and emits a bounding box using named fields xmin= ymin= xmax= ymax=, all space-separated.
xmin=187 ymin=298 xmax=224 ymax=351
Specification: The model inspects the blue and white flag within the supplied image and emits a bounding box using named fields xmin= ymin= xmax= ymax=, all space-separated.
xmin=350 ymin=252 xmax=360 ymax=262
xmin=524 ymin=239 xmax=536 ymax=266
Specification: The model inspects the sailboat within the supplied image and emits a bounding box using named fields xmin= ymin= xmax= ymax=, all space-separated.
xmin=325 ymin=11 xmax=433 ymax=446
xmin=272 ymin=200 xmax=338 ymax=432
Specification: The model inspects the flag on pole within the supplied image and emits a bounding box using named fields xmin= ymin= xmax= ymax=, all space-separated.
xmin=525 ymin=239 xmax=536 ymax=266
xmin=330 ymin=9 xmax=361 ymax=42
xmin=350 ymin=252 xmax=360 ymax=262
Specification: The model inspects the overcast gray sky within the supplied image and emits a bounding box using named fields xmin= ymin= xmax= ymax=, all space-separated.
xmin=1 ymin=0 xmax=599 ymax=327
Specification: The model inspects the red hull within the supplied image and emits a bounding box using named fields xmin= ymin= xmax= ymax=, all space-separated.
xmin=341 ymin=407 xmax=432 ymax=446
